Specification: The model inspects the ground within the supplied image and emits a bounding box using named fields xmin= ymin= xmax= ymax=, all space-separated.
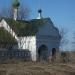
xmin=0 ymin=60 xmax=75 ymax=75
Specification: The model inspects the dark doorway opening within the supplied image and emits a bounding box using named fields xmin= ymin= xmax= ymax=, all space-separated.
xmin=38 ymin=45 xmax=48 ymax=61
xmin=51 ymin=48 xmax=56 ymax=62
xmin=52 ymin=48 xmax=56 ymax=56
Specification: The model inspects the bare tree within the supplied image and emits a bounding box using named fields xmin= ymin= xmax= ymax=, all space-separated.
xmin=0 ymin=5 xmax=30 ymax=20
xmin=59 ymin=27 xmax=69 ymax=51
xmin=71 ymin=32 xmax=75 ymax=50
xmin=18 ymin=6 xmax=30 ymax=20
xmin=0 ymin=6 xmax=13 ymax=18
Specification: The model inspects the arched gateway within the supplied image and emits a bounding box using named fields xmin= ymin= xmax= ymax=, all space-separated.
xmin=38 ymin=45 xmax=48 ymax=60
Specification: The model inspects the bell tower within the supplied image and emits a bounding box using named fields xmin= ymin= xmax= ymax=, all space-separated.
xmin=12 ymin=0 xmax=20 ymax=20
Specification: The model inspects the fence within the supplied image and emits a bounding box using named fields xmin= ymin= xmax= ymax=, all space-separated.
xmin=0 ymin=49 xmax=31 ymax=61
xmin=0 ymin=43 xmax=18 ymax=50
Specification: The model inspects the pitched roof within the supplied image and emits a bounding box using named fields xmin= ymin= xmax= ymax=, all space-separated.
xmin=5 ymin=18 xmax=46 ymax=36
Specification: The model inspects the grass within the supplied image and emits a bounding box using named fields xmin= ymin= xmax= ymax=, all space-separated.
xmin=0 ymin=61 xmax=75 ymax=75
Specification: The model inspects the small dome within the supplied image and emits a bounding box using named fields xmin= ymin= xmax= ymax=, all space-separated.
xmin=37 ymin=9 xmax=43 ymax=19
xmin=38 ymin=9 xmax=42 ymax=13
xmin=13 ymin=0 xmax=20 ymax=8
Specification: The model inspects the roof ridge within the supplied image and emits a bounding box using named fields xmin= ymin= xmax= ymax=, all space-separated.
xmin=1 ymin=19 xmax=19 ymax=41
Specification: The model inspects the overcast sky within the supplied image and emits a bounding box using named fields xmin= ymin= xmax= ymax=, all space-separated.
xmin=0 ymin=0 xmax=75 ymax=50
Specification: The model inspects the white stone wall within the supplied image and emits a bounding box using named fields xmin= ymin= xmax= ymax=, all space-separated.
xmin=36 ymin=18 xmax=60 ymax=57
xmin=0 ymin=20 xmax=37 ymax=61
xmin=18 ymin=36 xmax=37 ymax=61
xmin=36 ymin=35 xmax=60 ymax=57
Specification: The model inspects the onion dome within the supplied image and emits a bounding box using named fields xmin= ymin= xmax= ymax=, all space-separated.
xmin=38 ymin=9 xmax=42 ymax=13
xmin=13 ymin=0 xmax=20 ymax=8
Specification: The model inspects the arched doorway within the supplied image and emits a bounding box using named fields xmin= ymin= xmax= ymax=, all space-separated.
xmin=38 ymin=45 xmax=48 ymax=61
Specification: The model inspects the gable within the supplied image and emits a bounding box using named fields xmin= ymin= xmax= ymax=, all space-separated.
xmin=36 ymin=18 xmax=60 ymax=39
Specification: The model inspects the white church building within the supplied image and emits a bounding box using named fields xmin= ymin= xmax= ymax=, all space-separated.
xmin=0 ymin=0 xmax=61 ymax=61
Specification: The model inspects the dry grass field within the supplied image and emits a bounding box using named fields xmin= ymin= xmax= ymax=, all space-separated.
xmin=0 ymin=60 xmax=75 ymax=75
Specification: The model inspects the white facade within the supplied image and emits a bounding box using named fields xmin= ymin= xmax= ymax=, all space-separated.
xmin=0 ymin=18 xmax=61 ymax=61
xmin=18 ymin=36 xmax=37 ymax=61
xmin=35 ymin=18 xmax=60 ymax=60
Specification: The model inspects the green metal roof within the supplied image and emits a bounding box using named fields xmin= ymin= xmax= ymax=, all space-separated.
xmin=5 ymin=18 xmax=46 ymax=36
